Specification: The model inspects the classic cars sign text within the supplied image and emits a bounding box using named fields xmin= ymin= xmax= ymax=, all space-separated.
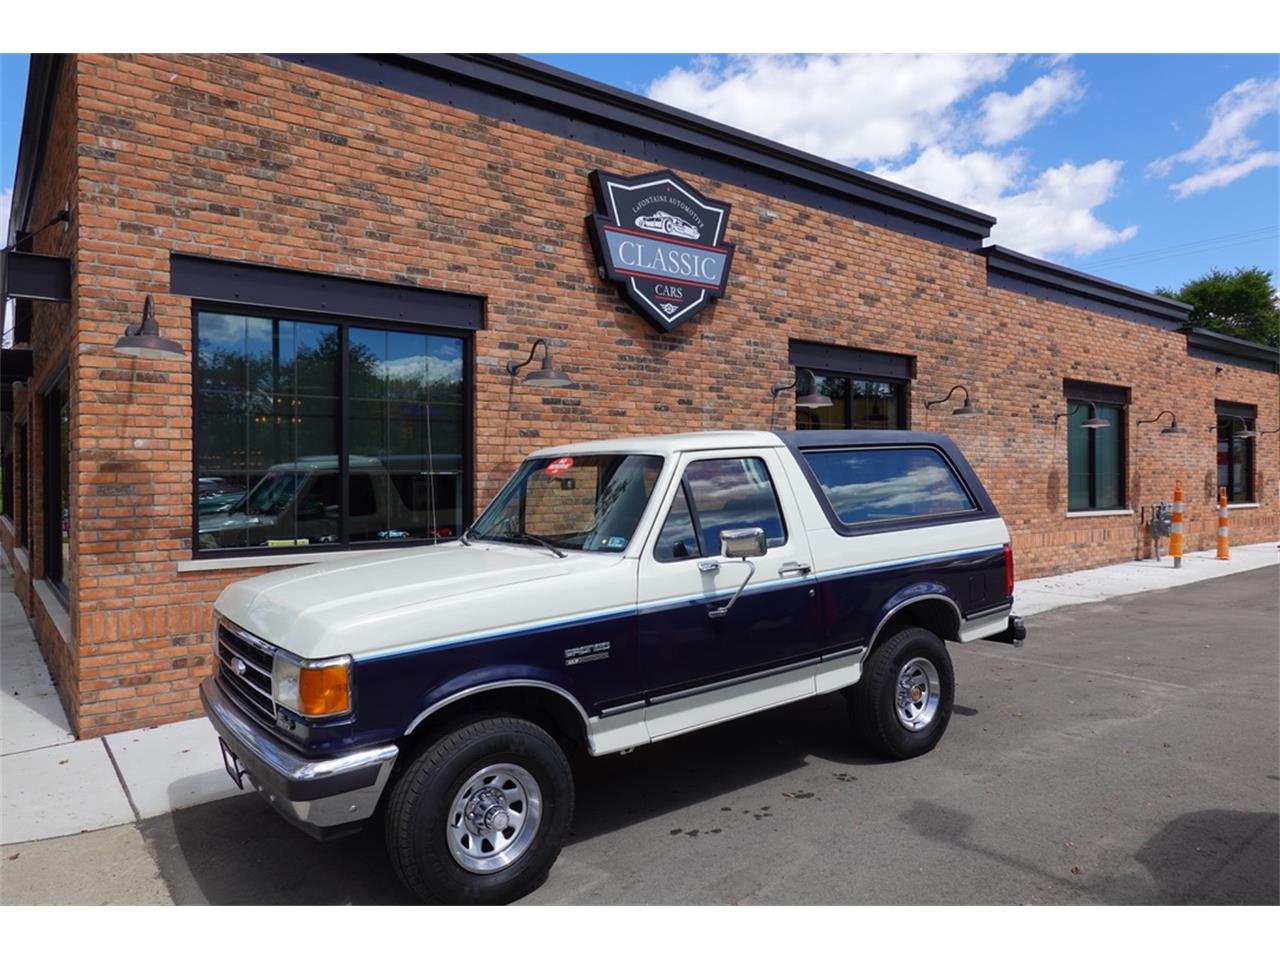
xmin=587 ymin=169 xmax=736 ymax=333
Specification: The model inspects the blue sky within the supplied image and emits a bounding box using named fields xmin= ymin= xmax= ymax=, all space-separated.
xmin=3 ymin=53 xmax=1276 ymax=295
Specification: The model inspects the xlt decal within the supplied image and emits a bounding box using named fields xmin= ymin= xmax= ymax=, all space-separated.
xmin=587 ymin=169 xmax=736 ymax=332
xmin=564 ymin=641 xmax=611 ymax=666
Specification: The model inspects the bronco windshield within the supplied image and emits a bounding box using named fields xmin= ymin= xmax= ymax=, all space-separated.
xmin=468 ymin=454 xmax=664 ymax=553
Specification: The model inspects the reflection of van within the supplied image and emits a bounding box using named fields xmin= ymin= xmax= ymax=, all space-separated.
xmin=198 ymin=455 xmax=462 ymax=550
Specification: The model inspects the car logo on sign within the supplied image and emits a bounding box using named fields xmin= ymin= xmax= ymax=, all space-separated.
xmin=587 ymin=168 xmax=735 ymax=333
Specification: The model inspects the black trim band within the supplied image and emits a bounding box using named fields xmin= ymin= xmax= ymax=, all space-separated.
xmin=171 ymin=253 xmax=485 ymax=331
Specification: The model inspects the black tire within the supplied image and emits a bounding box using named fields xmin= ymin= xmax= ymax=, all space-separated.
xmin=384 ymin=716 xmax=574 ymax=905
xmin=849 ymin=626 xmax=954 ymax=759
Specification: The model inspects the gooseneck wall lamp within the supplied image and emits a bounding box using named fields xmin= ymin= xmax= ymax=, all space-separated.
xmin=506 ymin=338 xmax=572 ymax=387
xmin=113 ymin=295 xmax=185 ymax=360
xmin=1136 ymin=410 xmax=1187 ymax=435
xmin=923 ymin=384 xmax=979 ymax=417
xmin=770 ymin=368 xmax=832 ymax=410
xmin=1208 ymin=416 xmax=1258 ymax=439
xmin=1054 ymin=401 xmax=1111 ymax=429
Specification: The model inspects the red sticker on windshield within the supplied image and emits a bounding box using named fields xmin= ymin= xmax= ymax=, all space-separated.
xmin=545 ymin=457 xmax=574 ymax=475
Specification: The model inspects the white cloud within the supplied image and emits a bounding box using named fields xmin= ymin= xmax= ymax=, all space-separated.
xmin=1148 ymin=76 xmax=1280 ymax=198
xmin=648 ymin=54 xmax=1011 ymax=164
xmin=647 ymin=55 xmax=1136 ymax=261
xmin=875 ymin=148 xmax=1138 ymax=258
xmin=979 ymin=69 xmax=1083 ymax=145
xmin=1170 ymin=151 xmax=1280 ymax=198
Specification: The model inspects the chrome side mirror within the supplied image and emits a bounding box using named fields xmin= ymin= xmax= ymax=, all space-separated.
xmin=720 ymin=527 xmax=767 ymax=559
xmin=707 ymin=527 xmax=766 ymax=620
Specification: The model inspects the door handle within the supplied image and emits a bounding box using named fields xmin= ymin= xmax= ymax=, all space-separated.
xmin=777 ymin=562 xmax=811 ymax=577
xmin=697 ymin=560 xmax=720 ymax=573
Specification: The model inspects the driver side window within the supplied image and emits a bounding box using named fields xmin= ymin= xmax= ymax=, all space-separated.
xmin=654 ymin=457 xmax=788 ymax=562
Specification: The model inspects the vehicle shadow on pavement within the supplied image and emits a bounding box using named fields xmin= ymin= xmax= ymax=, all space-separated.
xmin=143 ymin=794 xmax=412 ymax=904
xmin=1126 ymin=809 xmax=1279 ymax=905
xmin=142 ymin=691 xmax=897 ymax=904
xmin=898 ymin=800 xmax=1279 ymax=905
xmin=566 ymin=692 xmax=892 ymax=845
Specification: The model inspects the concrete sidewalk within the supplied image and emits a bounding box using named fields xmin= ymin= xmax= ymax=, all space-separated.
xmin=1 ymin=541 xmax=1276 ymax=847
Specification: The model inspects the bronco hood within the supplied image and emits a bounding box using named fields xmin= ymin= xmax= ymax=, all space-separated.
xmin=215 ymin=541 xmax=633 ymax=660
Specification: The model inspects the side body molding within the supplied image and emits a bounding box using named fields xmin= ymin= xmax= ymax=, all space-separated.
xmin=403 ymin=679 xmax=592 ymax=738
xmin=866 ymin=587 xmax=963 ymax=653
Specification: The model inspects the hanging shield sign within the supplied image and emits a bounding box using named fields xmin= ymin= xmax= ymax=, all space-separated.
xmin=586 ymin=169 xmax=735 ymax=333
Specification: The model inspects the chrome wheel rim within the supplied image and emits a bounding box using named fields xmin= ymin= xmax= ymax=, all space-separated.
xmin=446 ymin=763 xmax=542 ymax=874
xmin=895 ymin=657 xmax=941 ymax=731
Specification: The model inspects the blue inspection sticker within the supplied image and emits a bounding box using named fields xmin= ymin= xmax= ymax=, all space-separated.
xmin=602 ymin=536 xmax=627 ymax=550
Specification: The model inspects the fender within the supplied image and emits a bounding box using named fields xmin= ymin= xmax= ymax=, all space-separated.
xmin=865 ymin=582 xmax=962 ymax=653
xmin=402 ymin=667 xmax=591 ymax=738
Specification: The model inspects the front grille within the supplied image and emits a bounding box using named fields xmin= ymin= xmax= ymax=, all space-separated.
xmin=216 ymin=619 xmax=277 ymax=722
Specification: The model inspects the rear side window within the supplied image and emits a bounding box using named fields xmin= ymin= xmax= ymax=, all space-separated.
xmin=803 ymin=447 xmax=976 ymax=526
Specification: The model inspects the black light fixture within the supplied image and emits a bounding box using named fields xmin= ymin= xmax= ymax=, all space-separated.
xmin=113 ymin=295 xmax=185 ymax=359
xmin=1222 ymin=416 xmax=1258 ymax=439
xmin=770 ymin=368 xmax=832 ymax=410
xmin=1054 ymin=401 xmax=1110 ymax=429
xmin=1137 ymin=410 xmax=1187 ymax=435
xmin=924 ymin=384 xmax=979 ymax=417
xmin=1259 ymin=426 xmax=1279 ymax=436
xmin=506 ymin=338 xmax=572 ymax=387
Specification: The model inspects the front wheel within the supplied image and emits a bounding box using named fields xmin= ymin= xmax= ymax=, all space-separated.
xmin=383 ymin=716 xmax=574 ymax=904
xmin=849 ymin=626 xmax=954 ymax=759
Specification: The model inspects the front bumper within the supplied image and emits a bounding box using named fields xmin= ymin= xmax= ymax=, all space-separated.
xmin=200 ymin=677 xmax=399 ymax=840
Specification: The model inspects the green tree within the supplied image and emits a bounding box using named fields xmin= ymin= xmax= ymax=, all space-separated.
xmin=1156 ymin=267 xmax=1280 ymax=348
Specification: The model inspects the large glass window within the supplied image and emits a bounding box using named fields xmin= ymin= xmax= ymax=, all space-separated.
xmin=794 ymin=370 xmax=906 ymax=430
xmin=43 ymin=375 xmax=69 ymax=596
xmin=1066 ymin=397 xmax=1125 ymax=511
xmin=802 ymin=447 xmax=976 ymax=526
xmin=196 ymin=309 xmax=468 ymax=554
xmin=1217 ymin=408 xmax=1256 ymax=504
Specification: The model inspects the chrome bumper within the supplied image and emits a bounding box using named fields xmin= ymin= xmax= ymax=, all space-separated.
xmin=200 ymin=677 xmax=398 ymax=838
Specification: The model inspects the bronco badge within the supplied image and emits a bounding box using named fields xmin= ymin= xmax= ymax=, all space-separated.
xmin=586 ymin=169 xmax=736 ymax=333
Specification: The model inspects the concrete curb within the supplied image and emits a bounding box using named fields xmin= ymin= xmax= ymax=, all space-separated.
xmin=2 ymin=541 xmax=1277 ymax=844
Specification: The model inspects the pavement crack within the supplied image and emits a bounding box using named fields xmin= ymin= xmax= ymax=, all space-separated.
xmin=101 ymin=739 xmax=141 ymax=823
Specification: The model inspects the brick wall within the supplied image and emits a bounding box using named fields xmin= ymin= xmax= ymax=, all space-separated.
xmin=5 ymin=53 xmax=1276 ymax=736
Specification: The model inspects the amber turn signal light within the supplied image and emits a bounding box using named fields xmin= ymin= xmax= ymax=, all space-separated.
xmin=298 ymin=662 xmax=351 ymax=717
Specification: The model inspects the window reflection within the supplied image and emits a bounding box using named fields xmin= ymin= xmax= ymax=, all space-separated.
xmin=804 ymin=448 xmax=975 ymax=525
xmin=196 ymin=311 xmax=466 ymax=553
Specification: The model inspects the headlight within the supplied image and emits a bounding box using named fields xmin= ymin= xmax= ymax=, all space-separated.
xmin=272 ymin=654 xmax=353 ymax=718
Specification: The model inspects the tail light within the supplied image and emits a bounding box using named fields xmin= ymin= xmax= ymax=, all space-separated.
xmin=1003 ymin=543 xmax=1015 ymax=598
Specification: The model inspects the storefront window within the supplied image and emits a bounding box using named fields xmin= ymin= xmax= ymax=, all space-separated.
xmin=1217 ymin=406 xmax=1256 ymax=504
xmin=43 ymin=375 xmax=70 ymax=596
xmin=195 ymin=309 xmax=468 ymax=554
xmin=795 ymin=372 xmax=906 ymax=430
xmin=1066 ymin=400 xmax=1125 ymax=511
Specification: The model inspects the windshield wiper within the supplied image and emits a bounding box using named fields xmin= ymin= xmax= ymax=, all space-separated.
xmin=491 ymin=531 xmax=567 ymax=558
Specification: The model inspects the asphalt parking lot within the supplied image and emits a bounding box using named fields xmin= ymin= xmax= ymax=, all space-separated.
xmin=6 ymin=566 xmax=1277 ymax=905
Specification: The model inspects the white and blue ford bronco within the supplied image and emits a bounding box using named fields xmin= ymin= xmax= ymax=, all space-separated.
xmin=202 ymin=430 xmax=1025 ymax=903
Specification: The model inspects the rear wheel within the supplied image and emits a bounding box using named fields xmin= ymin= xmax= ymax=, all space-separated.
xmin=849 ymin=626 xmax=954 ymax=759
xmin=384 ymin=716 xmax=573 ymax=904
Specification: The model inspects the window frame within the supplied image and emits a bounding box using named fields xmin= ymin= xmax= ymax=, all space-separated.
xmin=190 ymin=301 xmax=474 ymax=560
xmin=652 ymin=456 xmax=789 ymax=563
xmin=793 ymin=366 xmax=911 ymax=431
xmin=1064 ymin=383 xmax=1128 ymax=513
xmin=42 ymin=371 xmax=70 ymax=600
xmin=1216 ymin=402 xmax=1257 ymax=504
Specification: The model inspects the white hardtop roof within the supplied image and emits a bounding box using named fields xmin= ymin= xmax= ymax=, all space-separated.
xmin=527 ymin=430 xmax=784 ymax=459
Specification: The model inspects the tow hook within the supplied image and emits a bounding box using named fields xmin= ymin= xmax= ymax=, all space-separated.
xmin=985 ymin=615 xmax=1026 ymax=648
